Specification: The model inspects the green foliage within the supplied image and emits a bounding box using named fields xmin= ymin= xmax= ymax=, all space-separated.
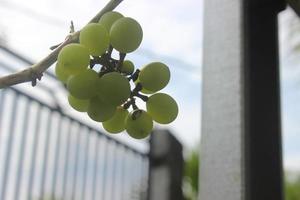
xmin=285 ymin=176 xmax=300 ymax=200
xmin=183 ymin=149 xmax=199 ymax=200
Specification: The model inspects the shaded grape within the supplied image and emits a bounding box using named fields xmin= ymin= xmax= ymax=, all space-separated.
xmin=125 ymin=109 xmax=153 ymax=139
xmin=146 ymin=93 xmax=178 ymax=124
xmin=80 ymin=23 xmax=110 ymax=56
xmin=55 ymin=62 xmax=71 ymax=83
xmin=121 ymin=60 xmax=134 ymax=75
xmin=67 ymin=69 xmax=98 ymax=99
xmin=139 ymin=62 xmax=170 ymax=92
xmin=102 ymin=107 xmax=129 ymax=133
xmin=57 ymin=44 xmax=90 ymax=74
xmin=97 ymin=72 xmax=131 ymax=106
xmin=68 ymin=94 xmax=89 ymax=112
xmin=110 ymin=17 xmax=143 ymax=53
xmin=99 ymin=11 xmax=123 ymax=31
xmin=87 ymin=96 xmax=116 ymax=122
xmin=134 ymin=78 xmax=155 ymax=94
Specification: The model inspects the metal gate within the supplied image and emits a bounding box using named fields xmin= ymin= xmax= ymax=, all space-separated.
xmin=0 ymin=87 xmax=149 ymax=200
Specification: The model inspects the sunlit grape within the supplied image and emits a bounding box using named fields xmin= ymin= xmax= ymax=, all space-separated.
xmin=87 ymin=96 xmax=116 ymax=122
xmin=68 ymin=94 xmax=89 ymax=112
xmin=146 ymin=93 xmax=178 ymax=124
xmin=120 ymin=60 xmax=134 ymax=75
xmin=80 ymin=23 xmax=110 ymax=56
xmin=125 ymin=110 xmax=153 ymax=139
xmin=99 ymin=11 xmax=123 ymax=31
xmin=97 ymin=72 xmax=131 ymax=106
xmin=55 ymin=62 xmax=71 ymax=84
xmin=57 ymin=44 xmax=90 ymax=74
xmin=139 ymin=62 xmax=170 ymax=92
xmin=110 ymin=17 xmax=143 ymax=53
xmin=67 ymin=69 xmax=98 ymax=99
xmin=102 ymin=107 xmax=129 ymax=133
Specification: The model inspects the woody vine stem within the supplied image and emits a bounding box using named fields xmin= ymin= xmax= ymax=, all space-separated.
xmin=0 ymin=0 xmax=124 ymax=89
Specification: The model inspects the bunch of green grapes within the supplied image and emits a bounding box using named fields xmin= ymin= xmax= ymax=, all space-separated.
xmin=55 ymin=11 xmax=178 ymax=139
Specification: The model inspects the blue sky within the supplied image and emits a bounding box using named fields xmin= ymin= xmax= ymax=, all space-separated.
xmin=0 ymin=0 xmax=299 ymax=174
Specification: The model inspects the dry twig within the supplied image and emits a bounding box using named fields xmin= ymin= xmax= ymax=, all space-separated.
xmin=0 ymin=0 xmax=123 ymax=88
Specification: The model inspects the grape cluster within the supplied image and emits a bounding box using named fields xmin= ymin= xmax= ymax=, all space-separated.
xmin=55 ymin=11 xmax=178 ymax=139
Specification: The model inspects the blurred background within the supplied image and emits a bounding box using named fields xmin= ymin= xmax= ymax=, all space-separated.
xmin=0 ymin=0 xmax=299 ymax=199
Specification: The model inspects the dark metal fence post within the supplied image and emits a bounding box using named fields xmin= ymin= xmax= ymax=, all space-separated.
xmin=148 ymin=129 xmax=183 ymax=200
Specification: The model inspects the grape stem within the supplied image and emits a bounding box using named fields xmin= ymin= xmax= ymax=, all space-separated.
xmin=117 ymin=53 xmax=126 ymax=71
xmin=0 ymin=0 xmax=124 ymax=89
xmin=128 ymin=69 xmax=140 ymax=81
xmin=122 ymin=97 xmax=138 ymax=110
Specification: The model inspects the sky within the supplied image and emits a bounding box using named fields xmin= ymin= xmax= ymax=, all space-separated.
xmin=0 ymin=0 xmax=299 ymax=175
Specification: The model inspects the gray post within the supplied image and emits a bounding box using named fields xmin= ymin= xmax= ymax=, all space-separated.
xmin=201 ymin=0 xmax=285 ymax=200
xmin=148 ymin=129 xmax=183 ymax=200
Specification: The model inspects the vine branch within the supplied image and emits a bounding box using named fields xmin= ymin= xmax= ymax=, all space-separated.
xmin=0 ymin=0 xmax=124 ymax=89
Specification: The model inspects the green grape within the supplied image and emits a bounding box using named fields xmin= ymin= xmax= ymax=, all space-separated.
xmin=110 ymin=17 xmax=143 ymax=53
xmin=97 ymin=72 xmax=131 ymax=106
xmin=134 ymin=78 xmax=155 ymax=94
xmin=67 ymin=69 xmax=98 ymax=99
xmin=57 ymin=44 xmax=90 ymax=74
xmin=102 ymin=107 xmax=129 ymax=133
xmin=120 ymin=60 xmax=135 ymax=75
xmin=87 ymin=96 xmax=116 ymax=122
xmin=146 ymin=93 xmax=178 ymax=124
xmin=125 ymin=110 xmax=153 ymax=139
xmin=79 ymin=23 xmax=110 ymax=56
xmin=68 ymin=94 xmax=89 ymax=112
xmin=55 ymin=62 xmax=71 ymax=83
xmin=98 ymin=11 xmax=123 ymax=31
xmin=139 ymin=62 xmax=170 ymax=92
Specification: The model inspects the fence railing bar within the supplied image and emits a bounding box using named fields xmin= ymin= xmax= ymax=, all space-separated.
xmin=101 ymin=139 xmax=108 ymax=200
xmin=27 ymin=106 xmax=43 ymax=200
xmin=110 ymin=141 xmax=117 ymax=200
xmin=137 ymin=156 xmax=144 ymax=200
xmin=0 ymin=93 xmax=19 ymax=200
xmin=0 ymin=91 xmax=6 ymax=133
xmin=9 ymin=86 xmax=146 ymax=157
xmin=142 ymin=158 xmax=149 ymax=200
xmin=120 ymin=148 xmax=127 ymax=200
xmin=134 ymin=155 xmax=142 ymax=199
xmin=70 ymin=125 xmax=83 ymax=200
xmin=40 ymin=110 xmax=54 ymax=198
xmin=50 ymin=115 xmax=63 ymax=198
xmin=91 ymin=136 xmax=100 ymax=200
xmin=14 ymin=98 xmax=30 ymax=200
xmin=62 ymin=119 xmax=73 ymax=200
xmin=80 ymin=131 xmax=91 ymax=200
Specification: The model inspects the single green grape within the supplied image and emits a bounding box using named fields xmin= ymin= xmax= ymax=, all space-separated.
xmin=87 ymin=96 xmax=116 ymax=122
xmin=68 ymin=94 xmax=89 ymax=112
xmin=146 ymin=93 xmax=178 ymax=124
xmin=80 ymin=23 xmax=110 ymax=56
xmin=97 ymin=72 xmax=131 ymax=106
xmin=67 ymin=69 xmax=98 ymax=99
xmin=110 ymin=17 xmax=143 ymax=53
xmin=102 ymin=107 xmax=129 ymax=133
xmin=55 ymin=62 xmax=71 ymax=84
xmin=139 ymin=62 xmax=170 ymax=92
xmin=57 ymin=44 xmax=90 ymax=74
xmin=134 ymin=78 xmax=155 ymax=94
xmin=98 ymin=11 xmax=123 ymax=31
xmin=125 ymin=109 xmax=153 ymax=139
xmin=120 ymin=60 xmax=135 ymax=75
